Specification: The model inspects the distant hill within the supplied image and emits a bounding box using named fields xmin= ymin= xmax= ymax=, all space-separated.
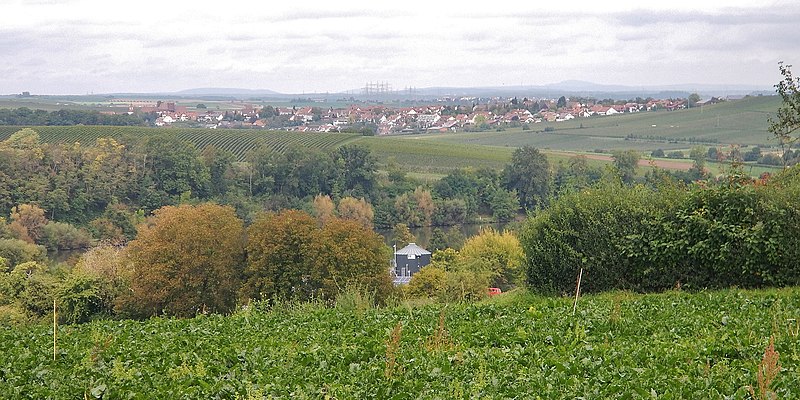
xmin=405 ymin=81 xmax=771 ymax=100
xmin=173 ymin=88 xmax=284 ymax=96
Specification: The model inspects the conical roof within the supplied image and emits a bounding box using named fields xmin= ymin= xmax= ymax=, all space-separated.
xmin=395 ymin=243 xmax=431 ymax=256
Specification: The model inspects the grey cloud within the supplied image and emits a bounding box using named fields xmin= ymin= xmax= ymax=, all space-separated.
xmin=614 ymin=8 xmax=800 ymax=27
xmin=268 ymin=9 xmax=412 ymax=22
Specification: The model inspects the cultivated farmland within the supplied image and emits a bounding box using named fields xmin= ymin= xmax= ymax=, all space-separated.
xmin=0 ymin=126 xmax=362 ymax=161
xmin=1 ymin=288 xmax=796 ymax=398
xmin=421 ymin=96 xmax=781 ymax=151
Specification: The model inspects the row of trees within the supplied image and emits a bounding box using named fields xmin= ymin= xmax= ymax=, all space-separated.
xmin=0 ymin=108 xmax=145 ymax=126
xmin=0 ymin=200 xmax=535 ymax=324
xmin=0 ymin=204 xmax=394 ymax=323
xmin=0 ymin=129 xmax=565 ymax=243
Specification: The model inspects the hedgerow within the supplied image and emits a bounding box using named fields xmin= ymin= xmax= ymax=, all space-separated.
xmin=521 ymin=171 xmax=800 ymax=293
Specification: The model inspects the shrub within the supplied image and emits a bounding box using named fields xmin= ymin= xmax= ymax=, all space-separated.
xmin=14 ymin=266 xmax=59 ymax=317
xmin=667 ymin=150 xmax=685 ymax=159
xmin=522 ymin=173 xmax=800 ymax=294
xmin=458 ymin=228 xmax=524 ymax=290
xmin=0 ymin=239 xmax=47 ymax=272
xmin=57 ymin=273 xmax=106 ymax=324
xmin=405 ymin=266 xmax=446 ymax=298
xmin=41 ymin=222 xmax=92 ymax=250
xmin=758 ymin=153 xmax=783 ymax=166
xmin=520 ymin=183 xmax=683 ymax=294
xmin=441 ymin=269 xmax=491 ymax=302
xmin=626 ymin=181 xmax=800 ymax=289
xmin=0 ymin=304 xmax=27 ymax=325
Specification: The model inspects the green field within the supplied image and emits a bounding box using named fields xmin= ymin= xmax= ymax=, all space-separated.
xmin=1 ymin=288 xmax=797 ymax=398
xmin=0 ymin=126 xmax=362 ymax=161
xmin=418 ymin=96 xmax=781 ymax=151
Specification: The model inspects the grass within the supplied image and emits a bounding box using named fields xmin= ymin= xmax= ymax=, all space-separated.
xmin=419 ymin=96 xmax=782 ymax=151
xmin=1 ymin=287 xmax=797 ymax=398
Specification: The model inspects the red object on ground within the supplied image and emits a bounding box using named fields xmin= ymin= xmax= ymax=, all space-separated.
xmin=488 ymin=287 xmax=502 ymax=296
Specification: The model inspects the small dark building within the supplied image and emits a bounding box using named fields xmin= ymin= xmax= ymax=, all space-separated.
xmin=392 ymin=243 xmax=431 ymax=285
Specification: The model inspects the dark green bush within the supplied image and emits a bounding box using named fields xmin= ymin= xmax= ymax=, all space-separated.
xmin=57 ymin=273 xmax=107 ymax=324
xmin=625 ymin=179 xmax=800 ymax=289
xmin=0 ymin=239 xmax=47 ymax=272
xmin=41 ymin=222 xmax=92 ymax=250
xmin=522 ymin=172 xmax=800 ymax=294
xmin=520 ymin=183 xmax=682 ymax=294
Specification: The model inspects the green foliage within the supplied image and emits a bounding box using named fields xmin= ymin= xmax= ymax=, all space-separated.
xmin=243 ymin=210 xmax=392 ymax=304
xmin=440 ymin=269 xmax=491 ymax=302
xmin=520 ymin=183 xmax=680 ymax=294
xmin=611 ymin=149 xmax=640 ymax=184
xmin=391 ymin=223 xmax=415 ymax=249
xmin=122 ymin=203 xmax=246 ymax=318
xmin=12 ymin=263 xmax=59 ymax=317
xmin=428 ymin=228 xmax=448 ymax=252
xmin=458 ymin=228 xmax=524 ymax=290
xmin=405 ymin=266 xmax=446 ymax=298
xmin=72 ymin=244 xmax=130 ymax=317
xmin=651 ymin=148 xmax=665 ymax=158
xmin=523 ymin=174 xmax=800 ymax=294
xmin=503 ymin=146 xmax=552 ymax=210
xmin=489 ymin=188 xmax=519 ymax=222
xmin=625 ymin=180 xmax=800 ymax=289
xmin=1 ymin=288 xmax=799 ymax=397
xmin=0 ymin=238 xmax=47 ymax=272
xmin=242 ymin=209 xmax=319 ymax=302
xmin=313 ymin=218 xmax=393 ymax=303
xmin=41 ymin=221 xmax=92 ymax=250
xmin=57 ymin=273 xmax=106 ymax=324
xmin=0 ymin=304 xmax=27 ymax=325
xmin=768 ymin=62 xmax=800 ymax=152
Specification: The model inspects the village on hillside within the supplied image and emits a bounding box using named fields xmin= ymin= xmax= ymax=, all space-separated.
xmin=115 ymin=95 xmax=732 ymax=134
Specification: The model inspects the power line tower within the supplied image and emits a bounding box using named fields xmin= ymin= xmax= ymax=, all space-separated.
xmin=363 ymin=81 xmax=392 ymax=96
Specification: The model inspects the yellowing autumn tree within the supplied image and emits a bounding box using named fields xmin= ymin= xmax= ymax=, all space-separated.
xmin=458 ymin=228 xmax=524 ymax=289
xmin=121 ymin=203 xmax=245 ymax=318
xmin=311 ymin=194 xmax=336 ymax=225
xmin=9 ymin=204 xmax=48 ymax=244
xmin=243 ymin=210 xmax=392 ymax=304
xmin=312 ymin=217 xmax=393 ymax=302
xmin=242 ymin=209 xmax=320 ymax=302
xmin=337 ymin=196 xmax=374 ymax=229
xmin=413 ymin=187 xmax=435 ymax=226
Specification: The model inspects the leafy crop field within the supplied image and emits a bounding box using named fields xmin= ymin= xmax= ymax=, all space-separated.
xmin=1 ymin=288 xmax=797 ymax=398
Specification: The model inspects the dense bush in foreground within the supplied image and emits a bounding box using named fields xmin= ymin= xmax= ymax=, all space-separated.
xmin=0 ymin=288 xmax=797 ymax=398
xmin=521 ymin=171 xmax=800 ymax=294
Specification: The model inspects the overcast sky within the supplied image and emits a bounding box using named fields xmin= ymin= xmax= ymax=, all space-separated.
xmin=1 ymin=0 xmax=798 ymax=95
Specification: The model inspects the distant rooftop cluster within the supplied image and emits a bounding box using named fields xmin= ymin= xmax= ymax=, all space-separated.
xmin=111 ymin=94 xmax=734 ymax=134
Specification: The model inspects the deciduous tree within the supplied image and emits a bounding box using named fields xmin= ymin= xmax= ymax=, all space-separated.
xmin=337 ymin=196 xmax=374 ymax=229
xmin=312 ymin=218 xmax=392 ymax=302
xmin=391 ymin=223 xmax=415 ymax=249
xmin=242 ymin=209 xmax=319 ymax=302
xmin=458 ymin=228 xmax=524 ymax=289
xmin=312 ymin=194 xmax=336 ymax=225
xmin=768 ymin=62 xmax=800 ymax=165
xmin=122 ymin=203 xmax=245 ymax=317
xmin=612 ymin=149 xmax=640 ymax=184
xmin=503 ymin=146 xmax=552 ymax=210
xmin=9 ymin=204 xmax=48 ymax=244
